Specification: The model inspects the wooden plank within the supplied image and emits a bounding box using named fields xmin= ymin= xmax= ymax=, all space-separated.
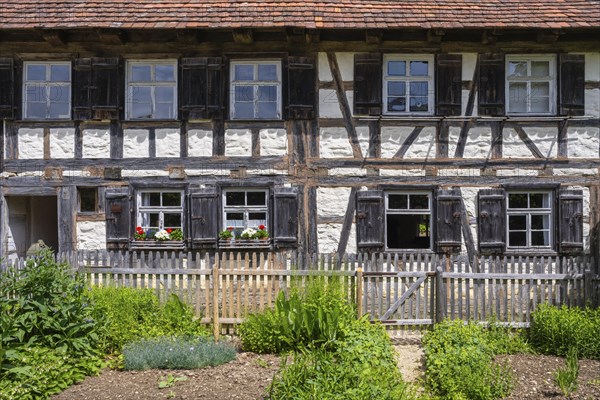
xmin=381 ymin=275 xmax=427 ymax=320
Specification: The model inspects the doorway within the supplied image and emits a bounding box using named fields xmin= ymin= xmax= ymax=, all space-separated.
xmin=6 ymin=196 xmax=58 ymax=258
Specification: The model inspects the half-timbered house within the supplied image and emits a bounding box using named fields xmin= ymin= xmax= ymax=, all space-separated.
xmin=0 ymin=1 xmax=599 ymax=262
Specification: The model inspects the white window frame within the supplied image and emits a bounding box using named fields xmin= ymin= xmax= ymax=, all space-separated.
xmin=506 ymin=190 xmax=553 ymax=250
xmin=23 ymin=61 xmax=71 ymax=120
xmin=384 ymin=191 xmax=433 ymax=251
xmin=382 ymin=54 xmax=434 ymax=116
xmin=136 ymin=189 xmax=184 ymax=232
xmin=126 ymin=60 xmax=178 ymax=120
xmin=506 ymin=55 xmax=556 ymax=115
xmin=222 ymin=188 xmax=269 ymax=235
xmin=229 ymin=60 xmax=282 ymax=120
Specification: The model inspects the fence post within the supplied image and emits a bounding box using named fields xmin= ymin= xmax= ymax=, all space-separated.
xmin=212 ymin=254 xmax=220 ymax=342
xmin=435 ymin=265 xmax=446 ymax=324
xmin=356 ymin=267 xmax=363 ymax=318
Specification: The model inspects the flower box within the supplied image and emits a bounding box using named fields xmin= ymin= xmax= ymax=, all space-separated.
xmin=130 ymin=240 xmax=186 ymax=251
xmin=219 ymin=238 xmax=271 ymax=249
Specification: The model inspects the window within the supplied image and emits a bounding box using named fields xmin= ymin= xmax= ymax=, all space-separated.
xmin=230 ymin=61 xmax=281 ymax=120
xmin=126 ymin=61 xmax=177 ymax=120
xmin=385 ymin=192 xmax=432 ymax=250
xmin=136 ymin=190 xmax=183 ymax=232
xmin=78 ymin=188 xmax=98 ymax=213
xmin=506 ymin=191 xmax=553 ymax=249
xmin=23 ymin=62 xmax=71 ymax=120
xmin=506 ymin=55 xmax=556 ymax=114
xmin=383 ymin=55 xmax=433 ymax=115
xmin=222 ymin=188 xmax=268 ymax=237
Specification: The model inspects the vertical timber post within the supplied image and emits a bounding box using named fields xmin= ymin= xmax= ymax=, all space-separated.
xmin=356 ymin=267 xmax=363 ymax=319
xmin=435 ymin=265 xmax=446 ymax=324
xmin=212 ymin=253 xmax=220 ymax=342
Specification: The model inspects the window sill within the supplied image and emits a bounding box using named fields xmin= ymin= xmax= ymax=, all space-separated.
xmin=504 ymin=249 xmax=558 ymax=257
xmin=130 ymin=240 xmax=185 ymax=251
xmin=219 ymin=238 xmax=271 ymax=249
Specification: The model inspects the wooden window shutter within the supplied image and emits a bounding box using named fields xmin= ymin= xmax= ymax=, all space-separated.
xmin=286 ymin=56 xmax=316 ymax=120
xmin=0 ymin=58 xmax=14 ymax=119
xmin=435 ymin=189 xmax=462 ymax=252
xmin=273 ymin=188 xmax=298 ymax=247
xmin=477 ymin=188 xmax=506 ymax=254
xmin=180 ymin=57 xmax=223 ymax=120
xmin=189 ymin=188 xmax=219 ymax=248
xmin=435 ymin=54 xmax=462 ymax=116
xmin=558 ymin=189 xmax=584 ymax=253
xmin=91 ymin=57 xmax=121 ymax=120
xmin=105 ymin=187 xmax=131 ymax=249
xmin=206 ymin=57 xmax=224 ymax=119
xmin=356 ymin=190 xmax=384 ymax=249
xmin=478 ymin=53 xmax=505 ymax=116
xmin=72 ymin=58 xmax=92 ymax=120
xmin=354 ymin=53 xmax=382 ymax=116
xmin=559 ymin=54 xmax=585 ymax=116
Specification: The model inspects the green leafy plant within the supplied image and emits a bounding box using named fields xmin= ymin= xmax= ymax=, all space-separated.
xmin=219 ymin=227 xmax=234 ymax=239
xmin=554 ymin=347 xmax=579 ymax=397
xmin=158 ymin=373 xmax=188 ymax=389
xmin=169 ymin=228 xmax=184 ymax=241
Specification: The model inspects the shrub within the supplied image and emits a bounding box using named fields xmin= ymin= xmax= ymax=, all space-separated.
xmin=123 ymin=336 xmax=236 ymax=370
xmin=530 ymin=304 xmax=600 ymax=358
xmin=422 ymin=320 xmax=515 ymax=400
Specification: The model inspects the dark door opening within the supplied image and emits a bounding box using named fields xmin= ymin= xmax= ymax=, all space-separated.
xmin=7 ymin=196 xmax=58 ymax=258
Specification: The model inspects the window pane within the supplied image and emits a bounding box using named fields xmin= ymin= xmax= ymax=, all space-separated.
xmin=27 ymin=65 xmax=46 ymax=81
xmin=509 ymin=231 xmax=526 ymax=247
xmin=388 ymin=194 xmax=408 ymax=209
xmin=509 ymin=215 xmax=526 ymax=230
xmin=26 ymin=102 xmax=46 ymax=119
xmin=387 ymin=97 xmax=406 ymax=112
xmin=234 ymin=64 xmax=254 ymax=81
xmin=248 ymin=212 xmax=267 ymax=226
xmin=225 ymin=212 xmax=244 ymax=221
xmin=386 ymin=214 xmax=430 ymax=249
xmin=410 ymin=61 xmax=428 ymax=76
xmin=508 ymin=193 xmax=528 ymax=209
xmin=258 ymin=64 xmax=277 ymax=81
xmin=48 ymin=102 xmax=69 ymax=119
xmin=410 ymin=195 xmax=429 ymax=210
xmin=530 ymin=193 xmax=549 ymax=208
xmin=508 ymin=61 xmax=527 ymax=77
xmin=49 ymin=86 xmax=69 ymax=103
xmin=247 ymin=191 xmax=266 ymax=206
xmin=142 ymin=192 xmax=161 ymax=206
xmin=225 ymin=213 xmax=244 ymax=232
xmin=531 ymin=61 xmax=550 ymax=77
xmin=130 ymin=86 xmax=152 ymax=105
xmin=164 ymin=213 xmax=182 ymax=228
xmin=155 ymin=102 xmax=174 ymax=119
xmin=141 ymin=213 xmax=160 ymax=228
xmin=131 ymin=102 xmax=152 ymax=119
xmin=235 ymin=86 xmax=254 ymax=102
xmin=258 ymin=86 xmax=277 ymax=102
xmin=79 ymin=188 xmax=97 ymax=212
xmin=131 ymin=65 xmax=151 ymax=82
xmin=155 ymin=65 xmax=175 ymax=82
xmin=531 ymin=231 xmax=550 ymax=246
xmin=530 ymin=82 xmax=550 ymax=113
xmin=509 ymin=83 xmax=527 ymax=113
xmin=410 ymin=97 xmax=428 ymax=112
xmin=162 ymin=192 xmax=181 ymax=207
xmin=50 ymin=65 xmax=70 ymax=81
xmin=531 ymin=214 xmax=549 ymax=229
xmin=388 ymin=61 xmax=406 ymax=76
xmin=388 ymin=81 xmax=405 ymax=97
xmin=257 ymin=102 xmax=277 ymax=119
xmin=155 ymin=86 xmax=174 ymax=102
xmin=226 ymin=192 xmax=245 ymax=206
xmin=410 ymin=82 xmax=428 ymax=112
xmin=233 ymin=103 xmax=253 ymax=119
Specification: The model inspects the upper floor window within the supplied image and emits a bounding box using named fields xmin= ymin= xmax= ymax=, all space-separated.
xmin=230 ymin=61 xmax=281 ymax=120
xmin=506 ymin=191 xmax=553 ymax=249
xmin=126 ymin=60 xmax=177 ymax=120
xmin=383 ymin=55 xmax=434 ymax=115
xmin=137 ymin=190 xmax=184 ymax=232
xmin=222 ymin=188 xmax=269 ymax=237
xmin=385 ymin=191 xmax=432 ymax=250
xmin=506 ymin=55 xmax=556 ymax=115
xmin=23 ymin=62 xmax=71 ymax=120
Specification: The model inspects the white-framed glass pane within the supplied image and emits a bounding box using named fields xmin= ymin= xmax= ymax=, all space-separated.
xmin=247 ymin=191 xmax=266 ymax=206
xmin=234 ymin=102 xmax=253 ymax=119
xmin=50 ymin=65 xmax=69 ymax=81
xmin=162 ymin=192 xmax=181 ymax=207
xmin=226 ymin=191 xmax=245 ymax=206
xmin=410 ymin=61 xmax=428 ymax=76
xmin=508 ymin=231 xmax=527 ymax=247
xmin=48 ymin=102 xmax=69 ymax=119
xmin=258 ymin=64 xmax=277 ymax=81
xmin=131 ymin=65 xmax=152 ymax=82
xmin=248 ymin=212 xmax=267 ymax=227
xmin=388 ymin=81 xmax=405 ymax=97
xmin=257 ymin=85 xmax=277 ymax=102
xmin=531 ymin=230 xmax=550 ymax=246
xmin=409 ymin=82 xmax=428 ymax=112
xmin=531 ymin=214 xmax=549 ymax=229
xmin=49 ymin=86 xmax=68 ymax=104
xmin=530 ymin=82 xmax=550 ymax=113
xmin=529 ymin=193 xmax=549 ymax=208
xmin=531 ymin=61 xmax=550 ymax=77
xmin=131 ymin=102 xmax=152 ymax=119
xmin=235 ymin=86 xmax=254 ymax=102
xmin=155 ymin=86 xmax=174 ymax=102
xmin=388 ymin=194 xmax=408 ymax=209
xmin=142 ymin=192 xmax=161 ymax=206
xmin=409 ymin=97 xmax=428 ymax=112
xmin=155 ymin=65 xmax=175 ymax=82
xmin=508 ymin=61 xmax=527 ymax=77
xmin=130 ymin=86 xmax=152 ymax=106
xmin=388 ymin=61 xmax=406 ymax=76
xmin=26 ymin=65 xmax=46 ymax=81
xmin=508 ymin=193 xmax=528 ymax=209
xmin=388 ymin=97 xmax=406 ymax=112
xmin=234 ymin=64 xmax=254 ymax=81
xmin=25 ymin=84 xmax=46 ymax=103
xmin=141 ymin=213 xmax=160 ymax=228
xmin=163 ymin=213 xmax=182 ymax=228
xmin=155 ymin=103 xmax=173 ymax=119
xmin=508 ymin=215 xmax=527 ymax=230
xmin=258 ymin=102 xmax=277 ymax=119
xmin=508 ymin=83 xmax=527 ymax=113
xmin=410 ymin=195 xmax=429 ymax=210
xmin=26 ymin=102 xmax=46 ymax=119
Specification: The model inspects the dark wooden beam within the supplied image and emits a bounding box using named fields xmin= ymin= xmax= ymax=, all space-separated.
xmin=454 ymin=57 xmax=480 ymax=158
xmin=481 ymin=30 xmax=498 ymax=45
xmin=251 ymin=128 xmax=260 ymax=157
xmin=41 ymin=30 xmax=66 ymax=46
xmin=213 ymin=119 xmax=225 ymax=156
xmin=427 ymin=29 xmax=445 ymax=44
xmin=58 ymin=185 xmax=77 ymax=253
xmin=490 ymin=121 xmax=503 ymax=159
xmin=286 ymin=27 xmax=306 ymax=44
xmin=558 ymin=119 xmax=569 ymax=158
xmin=394 ymin=126 xmax=423 ymax=159
xmin=74 ymin=121 xmax=83 ymax=159
xmin=307 ymin=186 xmax=318 ymax=253
xmin=97 ymin=29 xmax=125 ymax=45
xmin=176 ymin=31 xmax=200 ymax=44
xmin=366 ymin=30 xmax=383 ymax=44
xmin=513 ymin=125 xmax=545 ymax=159
xmin=148 ymin=128 xmax=156 ymax=158
xmin=537 ymin=30 xmax=562 ymax=44
xmin=436 ymin=122 xmax=449 ymax=158
xmin=306 ymin=29 xmax=320 ymax=44
xmin=232 ymin=29 xmax=253 ymax=44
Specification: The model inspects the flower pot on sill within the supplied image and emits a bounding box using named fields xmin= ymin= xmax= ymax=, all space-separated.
xmin=130 ymin=240 xmax=185 ymax=250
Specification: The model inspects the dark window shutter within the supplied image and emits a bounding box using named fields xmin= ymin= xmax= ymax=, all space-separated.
xmin=189 ymin=188 xmax=219 ymax=248
xmin=179 ymin=57 xmax=223 ymax=120
xmin=0 ymin=58 xmax=14 ymax=119
xmin=436 ymin=54 xmax=462 ymax=116
xmin=435 ymin=189 xmax=462 ymax=252
xmin=286 ymin=56 xmax=315 ymax=120
xmin=356 ymin=190 xmax=384 ymax=248
xmin=477 ymin=188 xmax=506 ymax=254
xmin=558 ymin=189 xmax=584 ymax=253
xmin=559 ymin=54 xmax=585 ymax=116
xmin=105 ymin=187 xmax=131 ymax=249
xmin=91 ymin=57 xmax=121 ymax=120
xmin=478 ymin=53 xmax=505 ymax=116
xmin=354 ymin=53 xmax=382 ymax=116
xmin=72 ymin=58 xmax=92 ymax=120
xmin=273 ymin=188 xmax=298 ymax=247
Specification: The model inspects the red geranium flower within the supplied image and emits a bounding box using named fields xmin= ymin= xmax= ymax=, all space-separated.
xmin=259 ymin=225 xmax=265 ymax=230
xmin=227 ymin=227 xmax=234 ymax=231
xmin=136 ymin=226 xmax=144 ymax=233
xmin=167 ymin=228 xmax=173 ymax=233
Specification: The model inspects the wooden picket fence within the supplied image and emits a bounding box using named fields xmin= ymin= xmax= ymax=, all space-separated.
xmin=2 ymin=250 xmax=598 ymax=337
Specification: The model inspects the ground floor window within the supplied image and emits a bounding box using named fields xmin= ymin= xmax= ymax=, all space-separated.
xmin=222 ymin=188 xmax=268 ymax=237
xmin=385 ymin=192 xmax=432 ymax=250
xmin=136 ymin=190 xmax=184 ymax=233
xmin=506 ymin=191 xmax=552 ymax=249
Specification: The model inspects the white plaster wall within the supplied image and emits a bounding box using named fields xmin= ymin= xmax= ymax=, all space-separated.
xmin=448 ymin=126 xmax=491 ymax=158
xmin=438 ymin=168 xmax=481 ymax=177
xmin=585 ymin=89 xmax=600 ymax=117
xmin=260 ymin=129 xmax=287 ymax=156
xmin=186 ymin=168 xmax=230 ymax=176
xmin=188 ymin=129 xmax=213 ymax=157
xmin=49 ymin=128 xmax=74 ymax=158
xmin=379 ymin=168 xmax=426 ymax=177
xmin=317 ymin=223 xmax=357 ymax=254
xmin=552 ymin=168 xmax=598 ymax=176
xmin=319 ymin=89 xmax=342 ymax=118
xmin=121 ymin=169 xmax=168 ymax=177
xmin=328 ymin=168 xmax=367 ymax=177
xmin=319 ymin=127 xmax=369 ymax=158
xmin=317 ymin=187 xmax=352 ymax=217
xmin=585 ymin=53 xmax=600 ymax=81
xmin=567 ymin=126 xmax=599 ymax=158
xmin=460 ymin=187 xmax=480 ymax=253
xmin=496 ymin=168 xmax=538 ymax=177
xmin=335 ymin=52 xmax=355 ymax=81
xmin=381 ymin=127 xmax=436 ymax=159
xmin=461 ymin=53 xmax=478 ymax=81
xmin=155 ymin=129 xmax=180 ymax=158
xmin=77 ymin=221 xmax=106 ymax=251
xmin=82 ymin=129 xmax=110 ymax=158
xmin=502 ymin=127 xmax=558 ymax=158
xmin=123 ymin=129 xmax=149 ymax=158
xmin=18 ymin=128 xmax=44 ymax=159
xmin=246 ymin=169 xmax=287 ymax=175
xmin=584 ymin=53 xmax=600 ymax=117
xmin=225 ymin=129 xmax=252 ymax=157
xmin=318 ymin=52 xmax=333 ymax=82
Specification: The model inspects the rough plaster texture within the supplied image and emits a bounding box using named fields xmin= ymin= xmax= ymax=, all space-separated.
xmin=186 ymin=168 xmax=230 ymax=176
xmin=461 ymin=53 xmax=478 ymax=81
xmin=246 ymin=169 xmax=287 ymax=175
xmin=448 ymin=126 xmax=492 ymax=158
xmin=552 ymin=168 xmax=598 ymax=176
xmin=317 ymin=187 xmax=352 ymax=218
xmin=155 ymin=129 xmax=180 ymax=158
xmin=328 ymin=168 xmax=367 ymax=176
xmin=121 ymin=169 xmax=167 ymax=177
xmin=77 ymin=221 xmax=106 ymax=251
xmin=49 ymin=128 xmax=75 ymax=158
xmin=318 ymin=52 xmax=333 ymax=82
xmin=438 ymin=168 xmax=481 ymax=177
xmin=575 ymin=186 xmax=591 ymax=251
xmin=225 ymin=129 xmax=252 ymax=157
xmin=123 ymin=129 xmax=149 ymax=158
xmin=82 ymin=129 xmax=110 ymax=158
xmin=503 ymin=127 xmax=558 ymax=158
xmin=379 ymin=168 xmax=426 ymax=177
xmin=17 ymin=128 xmax=44 ymax=159
xmin=335 ymin=52 xmax=355 ymax=81
xmin=585 ymin=89 xmax=600 ymax=117
xmin=188 ymin=130 xmax=213 ymax=157
xmin=567 ymin=127 xmax=599 ymax=158
xmin=260 ymin=129 xmax=287 ymax=156
xmin=381 ymin=127 xmax=436 ymax=159
xmin=496 ymin=168 xmax=539 ymax=177
xmin=585 ymin=53 xmax=600 ymax=81
xmin=317 ymin=222 xmax=357 ymax=254
xmin=319 ymin=89 xmax=342 ymax=118
xmin=460 ymin=187 xmax=481 ymax=253
xmin=319 ymin=127 xmax=369 ymax=158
